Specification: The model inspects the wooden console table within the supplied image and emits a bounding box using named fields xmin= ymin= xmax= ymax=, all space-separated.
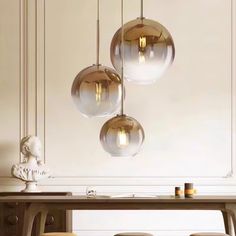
xmin=0 ymin=195 xmax=236 ymax=236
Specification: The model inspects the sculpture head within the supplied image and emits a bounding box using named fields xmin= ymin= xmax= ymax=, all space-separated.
xmin=20 ymin=135 xmax=41 ymax=158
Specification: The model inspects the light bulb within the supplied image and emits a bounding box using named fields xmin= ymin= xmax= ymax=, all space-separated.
xmin=117 ymin=128 xmax=129 ymax=147
xmin=110 ymin=18 xmax=175 ymax=84
xmin=139 ymin=36 xmax=147 ymax=51
xmin=138 ymin=36 xmax=147 ymax=63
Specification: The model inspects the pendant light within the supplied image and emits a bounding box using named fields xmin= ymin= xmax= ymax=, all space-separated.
xmin=71 ymin=0 xmax=122 ymax=117
xmin=110 ymin=0 xmax=175 ymax=84
xmin=100 ymin=0 xmax=145 ymax=157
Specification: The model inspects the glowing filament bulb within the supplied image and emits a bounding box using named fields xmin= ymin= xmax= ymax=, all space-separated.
xmin=95 ymin=82 xmax=102 ymax=103
xmin=139 ymin=36 xmax=147 ymax=51
xmin=117 ymin=128 xmax=129 ymax=147
xmin=138 ymin=36 xmax=147 ymax=63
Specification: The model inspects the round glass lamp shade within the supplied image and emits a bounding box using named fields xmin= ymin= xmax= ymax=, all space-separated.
xmin=71 ymin=65 xmax=122 ymax=117
xmin=110 ymin=18 xmax=175 ymax=84
xmin=100 ymin=115 xmax=145 ymax=157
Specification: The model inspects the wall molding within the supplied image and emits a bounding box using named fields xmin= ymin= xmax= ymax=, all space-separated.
xmin=19 ymin=0 xmax=28 ymax=163
xmin=35 ymin=0 xmax=236 ymax=184
xmin=2 ymin=0 xmax=234 ymax=186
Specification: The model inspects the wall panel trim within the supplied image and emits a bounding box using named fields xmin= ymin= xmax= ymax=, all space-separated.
xmin=23 ymin=0 xmax=236 ymax=185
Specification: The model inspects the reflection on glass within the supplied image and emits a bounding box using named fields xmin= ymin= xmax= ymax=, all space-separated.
xmin=95 ymin=82 xmax=102 ymax=103
xmin=117 ymin=127 xmax=129 ymax=148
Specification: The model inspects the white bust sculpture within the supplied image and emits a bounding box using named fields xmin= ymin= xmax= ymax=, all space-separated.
xmin=11 ymin=135 xmax=50 ymax=192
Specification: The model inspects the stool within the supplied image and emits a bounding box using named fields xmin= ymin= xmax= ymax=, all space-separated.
xmin=114 ymin=233 xmax=153 ymax=236
xmin=40 ymin=233 xmax=77 ymax=236
xmin=190 ymin=233 xmax=229 ymax=236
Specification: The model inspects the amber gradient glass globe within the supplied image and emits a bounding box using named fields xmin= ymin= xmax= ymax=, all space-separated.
xmin=71 ymin=65 xmax=122 ymax=117
xmin=110 ymin=18 xmax=175 ymax=84
xmin=100 ymin=115 xmax=145 ymax=157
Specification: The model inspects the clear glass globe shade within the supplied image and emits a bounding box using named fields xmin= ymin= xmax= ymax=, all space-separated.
xmin=71 ymin=65 xmax=122 ymax=117
xmin=110 ymin=18 xmax=175 ymax=84
xmin=100 ymin=115 xmax=145 ymax=157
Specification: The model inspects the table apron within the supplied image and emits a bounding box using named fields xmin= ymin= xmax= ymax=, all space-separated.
xmin=44 ymin=202 xmax=226 ymax=211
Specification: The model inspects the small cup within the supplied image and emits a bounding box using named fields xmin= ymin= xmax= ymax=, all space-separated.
xmin=184 ymin=183 xmax=196 ymax=198
xmin=175 ymin=187 xmax=183 ymax=197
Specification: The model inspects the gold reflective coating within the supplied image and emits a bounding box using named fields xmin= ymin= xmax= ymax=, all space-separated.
xmin=71 ymin=65 xmax=122 ymax=117
xmin=110 ymin=18 xmax=175 ymax=84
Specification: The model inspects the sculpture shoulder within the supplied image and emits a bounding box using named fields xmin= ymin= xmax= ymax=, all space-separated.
xmin=11 ymin=162 xmax=50 ymax=181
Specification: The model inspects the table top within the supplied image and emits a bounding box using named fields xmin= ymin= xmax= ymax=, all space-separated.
xmin=0 ymin=194 xmax=236 ymax=203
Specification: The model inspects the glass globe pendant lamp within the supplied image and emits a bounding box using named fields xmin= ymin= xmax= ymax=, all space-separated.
xmin=71 ymin=0 xmax=122 ymax=117
xmin=100 ymin=114 xmax=145 ymax=157
xmin=100 ymin=0 xmax=145 ymax=157
xmin=110 ymin=0 xmax=175 ymax=84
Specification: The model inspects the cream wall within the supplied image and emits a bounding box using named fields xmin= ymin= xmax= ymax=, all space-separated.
xmin=0 ymin=0 xmax=236 ymax=235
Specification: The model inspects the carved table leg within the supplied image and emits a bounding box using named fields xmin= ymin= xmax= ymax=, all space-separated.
xmin=222 ymin=210 xmax=233 ymax=235
xmin=35 ymin=209 xmax=49 ymax=236
xmin=22 ymin=203 xmax=48 ymax=236
xmin=22 ymin=204 xmax=37 ymax=236
xmin=225 ymin=204 xmax=236 ymax=236
xmin=66 ymin=210 xmax=73 ymax=232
